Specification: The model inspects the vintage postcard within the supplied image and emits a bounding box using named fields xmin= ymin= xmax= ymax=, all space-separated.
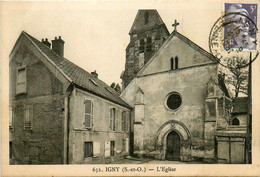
xmin=1 ymin=0 xmax=260 ymax=176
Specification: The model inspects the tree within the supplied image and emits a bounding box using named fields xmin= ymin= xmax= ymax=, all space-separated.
xmin=225 ymin=56 xmax=249 ymax=97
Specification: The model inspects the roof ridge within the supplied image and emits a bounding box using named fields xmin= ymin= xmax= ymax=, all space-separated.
xmin=20 ymin=31 xmax=131 ymax=108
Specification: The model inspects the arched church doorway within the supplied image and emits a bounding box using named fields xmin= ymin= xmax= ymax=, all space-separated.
xmin=166 ymin=131 xmax=180 ymax=161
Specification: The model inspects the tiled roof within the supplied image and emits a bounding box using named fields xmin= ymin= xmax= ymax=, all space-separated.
xmin=232 ymin=97 xmax=248 ymax=114
xmin=23 ymin=31 xmax=131 ymax=109
xmin=129 ymin=10 xmax=168 ymax=34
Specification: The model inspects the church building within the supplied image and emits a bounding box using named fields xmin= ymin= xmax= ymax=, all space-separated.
xmin=121 ymin=10 xmax=170 ymax=89
xmin=120 ymin=10 xmax=248 ymax=163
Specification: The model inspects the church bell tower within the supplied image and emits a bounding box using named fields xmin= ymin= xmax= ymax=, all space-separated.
xmin=121 ymin=9 xmax=170 ymax=89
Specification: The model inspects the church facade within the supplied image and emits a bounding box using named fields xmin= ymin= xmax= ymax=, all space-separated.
xmin=120 ymin=10 xmax=248 ymax=163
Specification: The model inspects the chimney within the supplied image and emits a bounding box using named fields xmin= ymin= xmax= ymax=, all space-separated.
xmin=91 ymin=70 xmax=98 ymax=79
xmin=41 ymin=38 xmax=51 ymax=48
xmin=52 ymin=36 xmax=65 ymax=57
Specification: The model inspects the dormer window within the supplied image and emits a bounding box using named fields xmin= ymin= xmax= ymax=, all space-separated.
xmin=105 ymin=87 xmax=113 ymax=94
xmin=89 ymin=79 xmax=98 ymax=86
xmin=144 ymin=12 xmax=149 ymax=24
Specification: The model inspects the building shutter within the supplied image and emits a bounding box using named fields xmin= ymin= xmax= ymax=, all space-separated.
xmin=122 ymin=111 xmax=125 ymax=132
xmin=104 ymin=141 xmax=110 ymax=157
xmin=109 ymin=108 xmax=112 ymax=130
xmin=84 ymin=100 xmax=93 ymax=128
xmin=93 ymin=142 xmax=100 ymax=157
xmin=16 ymin=68 xmax=26 ymax=94
xmin=125 ymin=138 xmax=129 ymax=154
xmin=115 ymin=110 xmax=118 ymax=131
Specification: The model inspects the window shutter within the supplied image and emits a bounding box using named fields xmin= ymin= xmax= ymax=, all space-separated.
xmin=16 ymin=68 xmax=26 ymax=94
xmin=125 ymin=138 xmax=129 ymax=154
xmin=115 ymin=110 xmax=118 ymax=131
xmin=112 ymin=108 xmax=116 ymax=131
xmin=122 ymin=111 xmax=125 ymax=132
xmin=84 ymin=100 xmax=93 ymax=128
xmin=104 ymin=141 xmax=110 ymax=157
xmin=109 ymin=108 xmax=112 ymax=130
xmin=126 ymin=112 xmax=129 ymax=132
xmin=93 ymin=142 xmax=100 ymax=157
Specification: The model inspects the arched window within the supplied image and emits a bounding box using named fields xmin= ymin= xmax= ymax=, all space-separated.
xmin=170 ymin=58 xmax=174 ymax=70
xmin=144 ymin=12 xmax=149 ymax=24
xmin=175 ymin=57 xmax=179 ymax=69
xmin=232 ymin=117 xmax=240 ymax=125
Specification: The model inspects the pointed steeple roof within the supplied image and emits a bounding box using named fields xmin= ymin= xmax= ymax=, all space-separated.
xmin=129 ymin=9 xmax=168 ymax=34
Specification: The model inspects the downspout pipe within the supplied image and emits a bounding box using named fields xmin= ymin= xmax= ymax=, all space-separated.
xmin=65 ymin=83 xmax=74 ymax=164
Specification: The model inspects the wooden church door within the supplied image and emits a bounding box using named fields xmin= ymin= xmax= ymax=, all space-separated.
xmin=166 ymin=131 xmax=181 ymax=161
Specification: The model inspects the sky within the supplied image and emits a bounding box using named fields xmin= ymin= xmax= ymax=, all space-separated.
xmin=0 ymin=0 xmax=249 ymax=86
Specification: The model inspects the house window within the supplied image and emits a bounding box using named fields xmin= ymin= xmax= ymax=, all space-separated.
xmin=232 ymin=117 xmax=240 ymax=125
xmin=110 ymin=141 xmax=115 ymax=156
xmin=109 ymin=108 xmax=116 ymax=131
xmin=16 ymin=68 xmax=26 ymax=94
xmin=9 ymin=107 xmax=13 ymax=128
xmin=139 ymin=39 xmax=145 ymax=53
xmin=146 ymin=37 xmax=152 ymax=52
xmin=166 ymin=92 xmax=182 ymax=110
xmin=24 ymin=108 xmax=32 ymax=130
xmin=175 ymin=57 xmax=179 ymax=69
xmin=84 ymin=100 xmax=93 ymax=128
xmin=9 ymin=142 xmax=13 ymax=159
xmin=144 ymin=12 xmax=149 ymax=23
xmin=125 ymin=113 xmax=129 ymax=132
xmin=84 ymin=142 xmax=93 ymax=158
xmin=170 ymin=58 xmax=174 ymax=70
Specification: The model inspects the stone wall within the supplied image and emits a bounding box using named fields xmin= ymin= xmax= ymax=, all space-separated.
xmin=121 ymin=63 xmax=219 ymax=162
xmin=9 ymin=45 xmax=65 ymax=164
xmin=122 ymin=25 xmax=169 ymax=89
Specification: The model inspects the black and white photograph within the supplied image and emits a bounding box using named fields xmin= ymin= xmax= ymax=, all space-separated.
xmin=1 ymin=0 xmax=260 ymax=176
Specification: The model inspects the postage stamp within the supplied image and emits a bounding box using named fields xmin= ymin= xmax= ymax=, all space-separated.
xmin=209 ymin=3 xmax=258 ymax=69
xmin=224 ymin=3 xmax=257 ymax=50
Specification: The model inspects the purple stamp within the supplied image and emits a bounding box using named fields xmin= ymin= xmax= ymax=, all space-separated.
xmin=209 ymin=3 xmax=258 ymax=69
xmin=224 ymin=3 xmax=257 ymax=50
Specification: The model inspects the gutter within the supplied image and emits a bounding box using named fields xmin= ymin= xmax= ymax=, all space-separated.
xmin=64 ymin=83 xmax=74 ymax=164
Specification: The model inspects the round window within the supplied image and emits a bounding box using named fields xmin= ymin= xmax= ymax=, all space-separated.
xmin=166 ymin=93 xmax=182 ymax=110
